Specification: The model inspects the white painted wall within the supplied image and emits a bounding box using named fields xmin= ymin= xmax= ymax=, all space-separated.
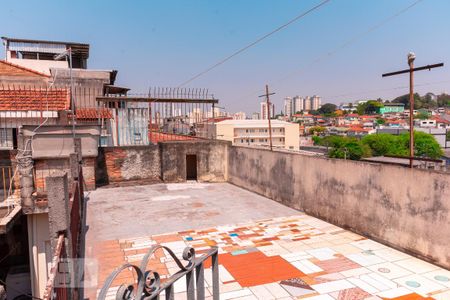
xmin=27 ymin=213 xmax=51 ymax=299
xmin=8 ymin=58 xmax=68 ymax=75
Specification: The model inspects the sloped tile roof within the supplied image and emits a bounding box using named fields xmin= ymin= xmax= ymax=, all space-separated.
xmin=73 ymin=108 xmax=113 ymax=119
xmin=0 ymin=60 xmax=50 ymax=77
xmin=0 ymin=88 xmax=70 ymax=111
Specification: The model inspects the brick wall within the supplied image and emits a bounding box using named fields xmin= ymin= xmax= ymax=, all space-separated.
xmin=34 ymin=157 xmax=96 ymax=194
xmin=95 ymin=145 xmax=161 ymax=186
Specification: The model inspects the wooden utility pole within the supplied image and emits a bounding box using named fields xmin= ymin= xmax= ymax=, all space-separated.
xmin=382 ymin=53 xmax=443 ymax=168
xmin=259 ymin=85 xmax=275 ymax=151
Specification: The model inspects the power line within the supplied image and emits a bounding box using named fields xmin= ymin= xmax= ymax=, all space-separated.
xmin=237 ymin=0 xmax=425 ymax=102
xmin=322 ymin=80 xmax=450 ymax=101
xmin=177 ymin=0 xmax=331 ymax=87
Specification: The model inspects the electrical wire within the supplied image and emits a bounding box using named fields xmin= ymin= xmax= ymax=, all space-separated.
xmin=236 ymin=0 xmax=425 ymax=102
xmin=322 ymin=80 xmax=450 ymax=101
xmin=177 ymin=0 xmax=331 ymax=87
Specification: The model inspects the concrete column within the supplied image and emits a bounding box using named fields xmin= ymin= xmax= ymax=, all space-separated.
xmin=46 ymin=171 xmax=70 ymax=252
xmin=70 ymin=153 xmax=79 ymax=181
xmin=74 ymin=138 xmax=82 ymax=163
xmin=18 ymin=150 xmax=34 ymax=213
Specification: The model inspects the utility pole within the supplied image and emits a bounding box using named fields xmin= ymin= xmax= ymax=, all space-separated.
xmin=259 ymin=85 xmax=275 ymax=151
xmin=382 ymin=53 xmax=443 ymax=168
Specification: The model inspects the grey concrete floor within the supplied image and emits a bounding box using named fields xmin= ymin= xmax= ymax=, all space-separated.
xmin=85 ymin=182 xmax=298 ymax=242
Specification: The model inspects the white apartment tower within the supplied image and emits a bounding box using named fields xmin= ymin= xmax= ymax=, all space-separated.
xmin=312 ymin=95 xmax=321 ymax=110
xmin=293 ymin=96 xmax=304 ymax=113
xmin=283 ymin=97 xmax=293 ymax=117
xmin=304 ymin=96 xmax=312 ymax=111
xmin=260 ymin=101 xmax=275 ymax=120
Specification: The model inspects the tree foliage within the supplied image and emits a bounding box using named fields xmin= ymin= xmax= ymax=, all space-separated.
xmin=314 ymin=132 xmax=443 ymax=160
xmin=361 ymin=132 xmax=443 ymax=159
xmin=356 ymin=100 xmax=384 ymax=115
xmin=318 ymin=103 xmax=337 ymax=115
xmin=309 ymin=126 xmax=326 ymax=135
xmin=315 ymin=136 xmax=371 ymax=160
xmin=391 ymin=92 xmax=450 ymax=109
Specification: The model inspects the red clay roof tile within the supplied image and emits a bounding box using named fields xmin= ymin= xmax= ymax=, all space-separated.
xmin=0 ymin=88 xmax=70 ymax=111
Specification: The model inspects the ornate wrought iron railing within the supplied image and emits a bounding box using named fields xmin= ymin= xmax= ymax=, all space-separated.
xmin=98 ymin=245 xmax=219 ymax=300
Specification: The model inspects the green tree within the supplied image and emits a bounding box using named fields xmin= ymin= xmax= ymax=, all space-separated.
xmin=407 ymin=131 xmax=443 ymax=159
xmin=376 ymin=118 xmax=385 ymax=125
xmin=415 ymin=112 xmax=429 ymax=120
xmin=309 ymin=126 xmax=326 ymax=135
xmin=361 ymin=134 xmax=407 ymax=157
xmin=437 ymin=93 xmax=450 ymax=107
xmin=356 ymin=100 xmax=384 ymax=115
xmin=326 ymin=136 xmax=371 ymax=160
xmin=361 ymin=132 xmax=443 ymax=159
xmin=318 ymin=103 xmax=337 ymax=115
xmin=392 ymin=93 xmax=422 ymax=109
xmin=312 ymin=136 xmax=322 ymax=145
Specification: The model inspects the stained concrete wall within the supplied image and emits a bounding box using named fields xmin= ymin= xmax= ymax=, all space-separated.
xmin=160 ymin=140 xmax=229 ymax=182
xmin=228 ymin=146 xmax=450 ymax=269
xmin=95 ymin=145 xmax=161 ymax=186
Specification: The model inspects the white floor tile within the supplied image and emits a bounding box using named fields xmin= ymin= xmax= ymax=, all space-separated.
xmin=368 ymin=262 xmax=413 ymax=279
xmin=347 ymin=277 xmax=380 ymax=294
xmin=220 ymin=288 xmax=253 ymax=300
xmin=394 ymin=274 xmax=446 ymax=297
xmin=306 ymin=247 xmax=337 ymax=261
xmin=394 ymin=257 xmax=440 ymax=274
xmin=311 ymin=279 xmax=354 ymax=294
xmin=359 ymin=273 xmax=397 ymax=291
xmin=292 ymin=259 xmax=323 ymax=274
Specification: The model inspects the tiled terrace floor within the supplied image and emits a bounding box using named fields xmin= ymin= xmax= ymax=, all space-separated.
xmin=85 ymin=183 xmax=450 ymax=300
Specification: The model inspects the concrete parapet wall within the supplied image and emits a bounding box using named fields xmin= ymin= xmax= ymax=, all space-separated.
xmin=95 ymin=140 xmax=229 ymax=185
xmin=160 ymin=140 xmax=229 ymax=182
xmin=227 ymin=146 xmax=450 ymax=269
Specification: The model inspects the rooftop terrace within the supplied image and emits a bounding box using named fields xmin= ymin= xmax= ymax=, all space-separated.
xmin=85 ymin=182 xmax=450 ymax=300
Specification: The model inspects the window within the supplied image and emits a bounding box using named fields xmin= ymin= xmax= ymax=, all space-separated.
xmin=0 ymin=128 xmax=14 ymax=149
xmin=241 ymin=139 xmax=244 ymax=143
xmin=250 ymin=139 xmax=254 ymax=143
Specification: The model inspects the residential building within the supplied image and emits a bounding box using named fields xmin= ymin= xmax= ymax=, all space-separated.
xmin=251 ymin=112 xmax=260 ymax=120
xmin=260 ymin=101 xmax=275 ymax=120
xmin=233 ymin=111 xmax=246 ymax=120
xmin=2 ymin=36 xmax=89 ymax=74
xmin=293 ymin=96 xmax=304 ymax=113
xmin=377 ymin=103 xmax=405 ymax=114
xmin=303 ymin=96 xmax=312 ymax=111
xmin=311 ymin=95 xmax=321 ymax=110
xmin=283 ymin=97 xmax=293 ymax=117
xmin=216 ymin=119 xmax=299 ymax=150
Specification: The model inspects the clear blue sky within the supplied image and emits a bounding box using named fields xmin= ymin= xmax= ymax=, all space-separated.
xmin=1 ymin=0 xmax=450 ymax=114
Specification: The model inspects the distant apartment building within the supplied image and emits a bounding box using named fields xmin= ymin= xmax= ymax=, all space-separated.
xmin=252 ymin=112 xmax=260 ymax=120
xmin=304 ymin=96 xmax=312 ymax=111
xmin=293 ymin=96 xmax=304 ymax=113
xmin=216 ymin=119 xmax=299 ymax=150
xmin=260 ymin=101 xmax=275 ymax=120
xmin=339 ymin=102 xmax=357 ymax=112
xmin=233 ymin=111 xmax=246 ymax=120
xmin=311 ymin=95 xmax=321 ymax=110
xmin=283 ymin=97 xmax=293 ymax=117
xmin=282 ymin=95 xmax=321 ymax=114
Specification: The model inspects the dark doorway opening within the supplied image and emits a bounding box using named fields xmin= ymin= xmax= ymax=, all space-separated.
xmin=186 ymin=154 xmax=197 ymax=181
